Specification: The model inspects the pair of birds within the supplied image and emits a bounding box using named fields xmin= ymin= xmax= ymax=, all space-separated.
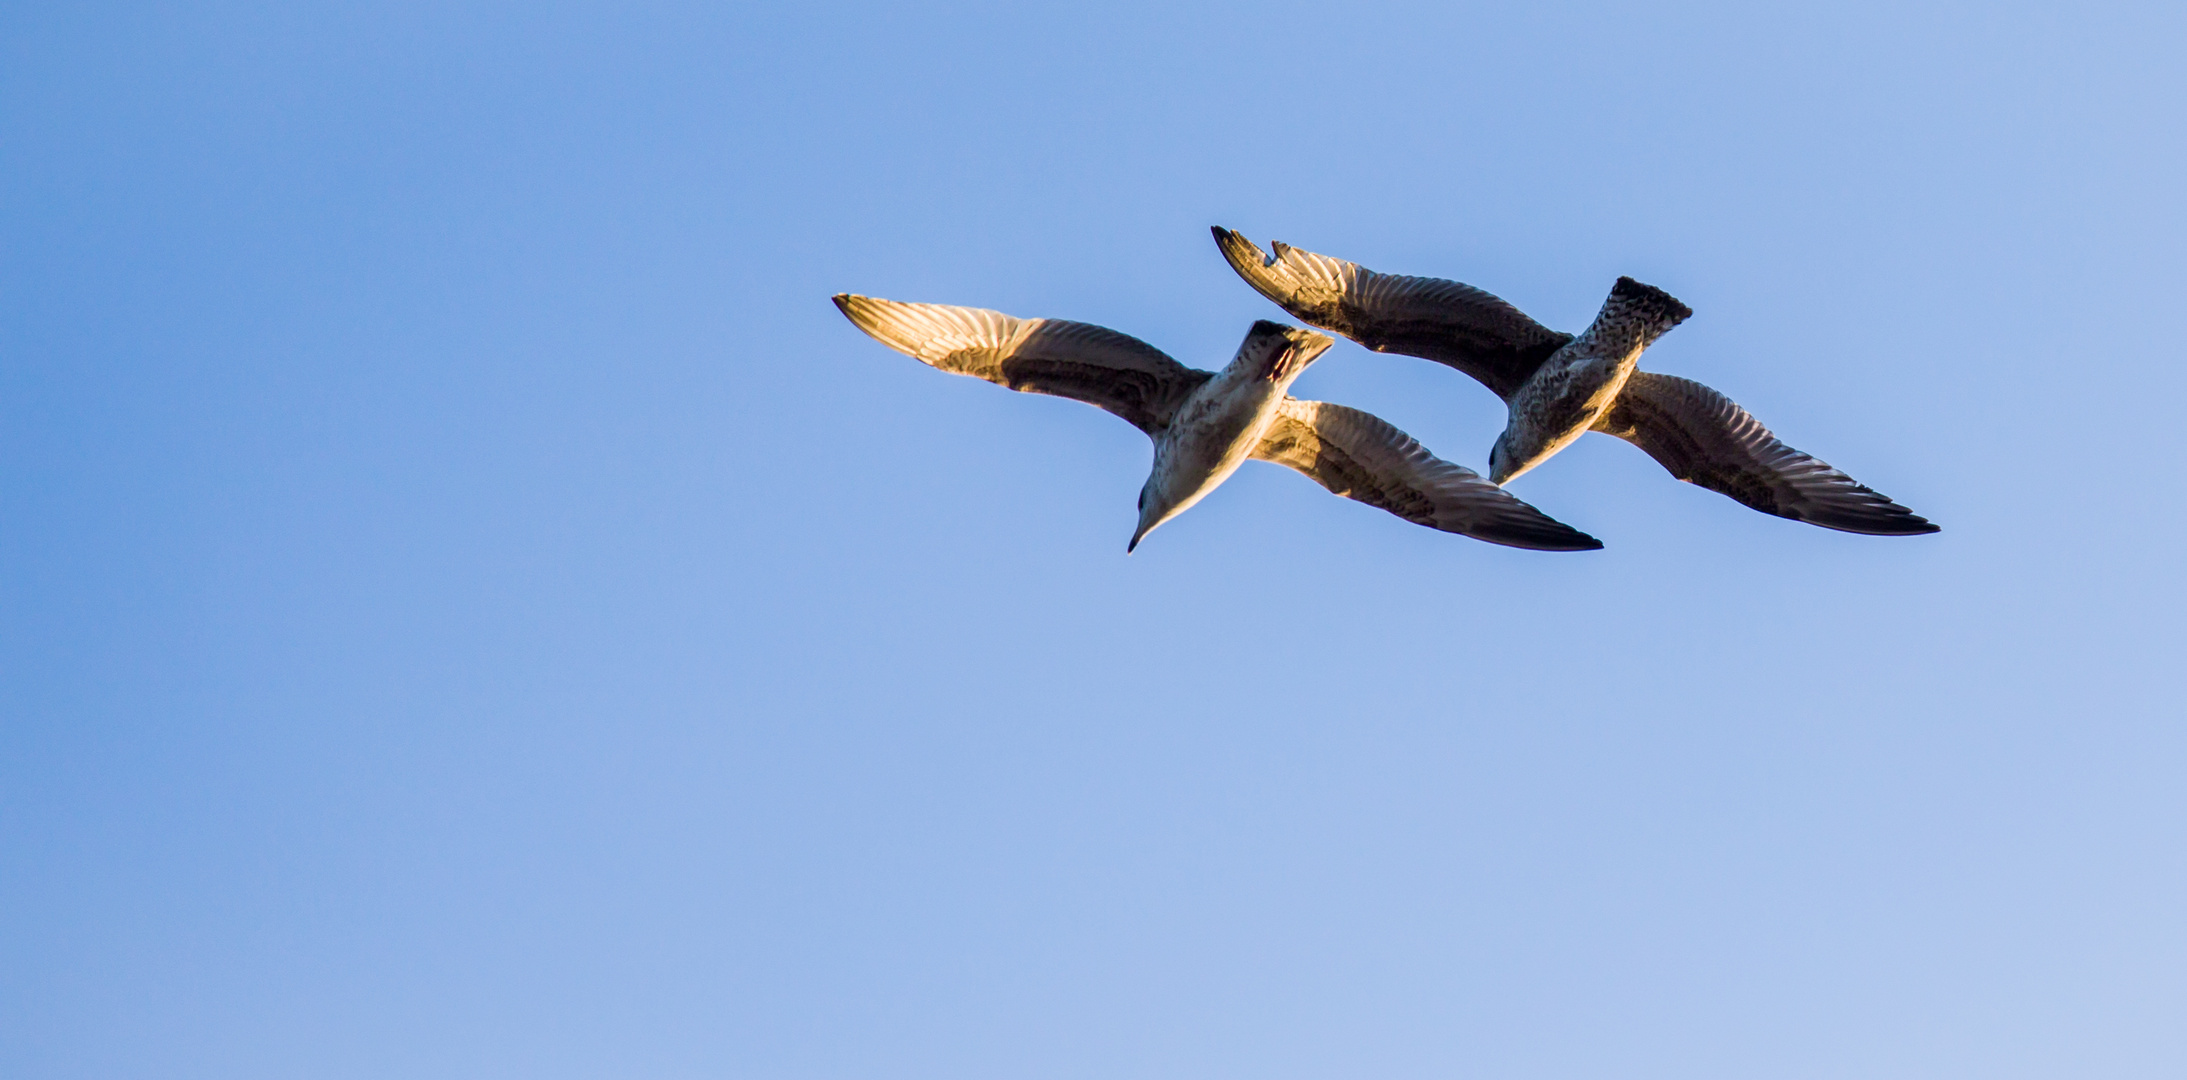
xmin=835 ymin=228 xmax=1938 ymax=553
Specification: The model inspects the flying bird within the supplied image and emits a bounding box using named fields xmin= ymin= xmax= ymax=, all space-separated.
xmin=1211 ymin=228 xmax=1938 ymax=536
xmin=834 ymin=295 xmax=1603 ymax=552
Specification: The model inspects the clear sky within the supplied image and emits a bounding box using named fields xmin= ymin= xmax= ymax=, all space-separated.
xmin=3 ymin=2 xmax=2183 ymax=1077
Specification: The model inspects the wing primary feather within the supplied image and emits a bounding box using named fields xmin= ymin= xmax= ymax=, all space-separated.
xmin=1253 ymin=397 xmax=1602 ymax=551
xmin=1211 ymin=228 xmax=1573 ymax=398
xmin=834 ymin=294 xmax=1211 ymax=434
xmin=1595 ymin=371 xmax=1939 ymax=535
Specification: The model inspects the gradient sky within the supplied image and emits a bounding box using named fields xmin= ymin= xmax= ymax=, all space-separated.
xmin=4 ymin=2 xmax=2184 ymax=1078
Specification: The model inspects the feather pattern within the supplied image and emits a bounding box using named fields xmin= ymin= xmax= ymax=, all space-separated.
xmin=1212 ymin=227 xmax=1572 ymax=398
xmin=1255 ymin=399 xmax=1603 ymax=551
xmin=1593 ymin=372 xmax=1938 ymax=535
xmin=834 ymin=294 xmax=1211 ymax=434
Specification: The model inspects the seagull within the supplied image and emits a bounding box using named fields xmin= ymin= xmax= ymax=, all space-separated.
xmin=833 ymin=294 xmax=1604 ymax=552
xmin=1212 ymin=229 xmax=1939 ymax=536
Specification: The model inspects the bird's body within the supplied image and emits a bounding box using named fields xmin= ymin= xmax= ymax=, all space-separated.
xmin=1213 ymin=228 xmax=1937 ymax=535
xmin=1492 ymin=276 xmax=1692 ymax=484
xmin=1132 ymin=317 xmax=1327 ymax=548
xmin=832 ymin=294 xmax=1603 ymax=552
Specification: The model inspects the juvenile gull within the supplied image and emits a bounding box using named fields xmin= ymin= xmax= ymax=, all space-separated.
xmin=833 ymin=295 xmax=1603 ymax=552
xmin=1212 ymin=228 xmax=1939 ymax=536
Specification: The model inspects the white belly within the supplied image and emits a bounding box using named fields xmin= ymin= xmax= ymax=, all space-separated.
xmin=1149 ymin=374 xmax=1285 ymax=516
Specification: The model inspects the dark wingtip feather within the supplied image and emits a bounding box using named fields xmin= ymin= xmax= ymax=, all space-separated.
xmin=1806 ymin=511 xmax=1941 ymax=536
xmin=1484 ymin=519 xmax=1605 ymax=552
xmin=1210 ymin=226 xmax=1266 ymax=269
xmin=1791 ymin=491 xmax=1941 ymax=536
xmin=1539 ymin=529 xmax=1606 ymax=552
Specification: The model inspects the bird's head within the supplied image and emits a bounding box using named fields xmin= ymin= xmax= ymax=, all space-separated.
xmin=1128 ymin=477 xmax=1176 ymax=553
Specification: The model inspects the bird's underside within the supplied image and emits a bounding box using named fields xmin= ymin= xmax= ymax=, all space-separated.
xmin=1591 ymin=372 xmax=1936 ymax=535
xmin=1211 ymin=228 xmax=1939 ymax=536
xmin=1213 ymin=226 xmax=1572 ymax=399
xmin=833 ymin=294 xmax=1602 ymax=551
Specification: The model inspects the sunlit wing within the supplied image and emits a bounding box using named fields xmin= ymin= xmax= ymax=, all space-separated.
xmin=834 ymin=294 xmax=1212 ymax=434
xmin=1254 ymin=398 xmax=1603 ymax=551
xmin=1213 ymin=228 xmax=1572 ymax=399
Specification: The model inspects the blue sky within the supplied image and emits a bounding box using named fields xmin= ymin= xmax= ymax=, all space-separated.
xmin=3 ymin=2 xmax=2183 ymax=1077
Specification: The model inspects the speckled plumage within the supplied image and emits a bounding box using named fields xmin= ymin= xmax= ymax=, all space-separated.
xmin=1492 ymin=276 xmax=1693 ymax=484
xmin=1213 ymin=228 xmax=1938 ymax=536
xmin=832 ymin=294 xmax=1603 ymax=552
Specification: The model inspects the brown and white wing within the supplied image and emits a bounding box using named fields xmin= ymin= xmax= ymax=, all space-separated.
xmin=1253 ymin=398 xmax=1603 ymax=551
xmin=1593 ymin=371 xmax=1939 ymax=535
xmin=834 ymin=294 xmax=1212 ymax=435
xmin=1212 ymin=227 xmax=1572 ymax=399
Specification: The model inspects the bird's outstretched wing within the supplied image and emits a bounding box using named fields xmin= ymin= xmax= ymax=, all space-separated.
xmin=1254 ymin=398 xmax=1603 ymax=551
xmin=835 ymin=295 xmax=1212 ymax=434
xmin=1593 ymin=372 xmax=1939 ymax=535
xmin=1212 ymin=228 xmax=1572 ymax=399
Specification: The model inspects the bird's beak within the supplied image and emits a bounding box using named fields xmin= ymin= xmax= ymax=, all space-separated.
xmin=1128 ymin=505 xmax=1163 ymax=554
